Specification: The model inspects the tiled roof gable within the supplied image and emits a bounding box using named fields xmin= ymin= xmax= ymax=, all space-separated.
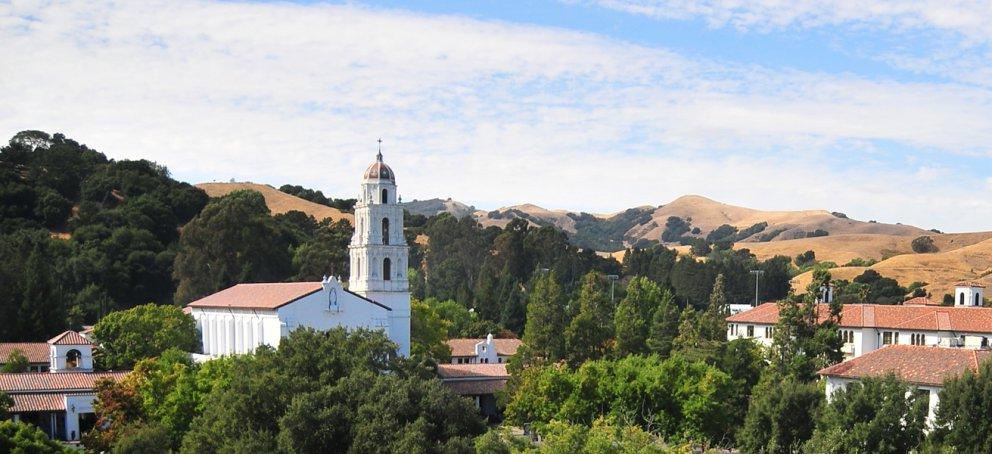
xmin=818 ymin=345 xmax=991 ymax=387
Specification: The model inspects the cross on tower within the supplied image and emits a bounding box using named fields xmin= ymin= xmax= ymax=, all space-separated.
xmin=377 ymin=138 xmax=383 ymax=161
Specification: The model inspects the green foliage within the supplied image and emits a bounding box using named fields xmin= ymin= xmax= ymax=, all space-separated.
xmin=178 ymin=328 xmax=484 ymax=452
xmin=845 ymin=269 xmax=907 ymax=305
xmin=290 ymin=218 xmax=353 ymax=281
xmin=92 ymin=304 xmax=199 ymax=370
xmin=411 ymin=298 xmax=454 ymax=361
xmin=278 ymin=184 xmax=356 ymax=212
xmin=843 ymin=257 xmax=878 ymax=267
xmin=0 ymin=420 xmax=76 ymax=453
xmin=524 ymin=271 xmax=567 ymax=362
xmin=613 ymin=277 xmax=663 ymax=356
xmin=1 ymin=348 xmax=29 ymax=373
xmin=646 ymin=288 xmax=679 ymax=357
xmin=505 ymin=354 xmax=736 ymax=444
xmin=912 ymin=235 xmax=938 ymax=253
xmin=794 ymin=250 xmax=816 ymax=267
xmin=770 ymin=269 xmax=843 ymax=381
xmin=673 ymin=274 xmax=728 ymax=363
xmin=564 ymin=273 xmax=614 ymax=365
xmin=661 ymin=216 xmax=692 ymax=243
xmin=566 ymin=207 xmax=655 ymax=252
xmin=738 ymin=373 xmax=822 ymax=453
xmin=0 ymin=391 xmax=11 ymax=419
xmin=173 ymin=189 xmax=293 ymax=303
xmin=537 ymin=419 xmax=674 ymax=453
xmin=930 ymin=360 xmax=992 ymax=452
xmin=111 ymin=422 xmax=171 ymax=454
xmin=804 ymin=374 xmax=926 ymax=454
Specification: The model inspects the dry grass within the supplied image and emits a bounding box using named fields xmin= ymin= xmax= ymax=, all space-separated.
xmin=196 ymin=182 xmax=353 ymax=224
xmin=740 ymin=232 xmax=992 ymax=264
xmin=792 ymin=238 xmax=992 ymax=298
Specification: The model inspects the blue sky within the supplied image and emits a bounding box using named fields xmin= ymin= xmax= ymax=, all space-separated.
xmin=1 ymin=0 xmax=990 ymax=231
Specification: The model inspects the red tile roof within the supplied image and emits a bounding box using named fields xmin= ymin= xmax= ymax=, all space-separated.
xmin=818 ymin=345 xmax=991 ymax=387
xmin=0 ymin=343 xmax=49 ymax=364
xmin=447 ymin=338 xmax=523 ymax=357
xmin=47 ymin=331 xmax=92 ymax=346
xmin=437 ymin=363 xmax=510 ymax=379
xmin=437 ymin=363 xmax=509 ymax=396
xmin=0 ymin=371 xmax=128 ymax=393
xmin=727 ymin=302 xmax=992 ymax=334
xmin=186 ymin=282 xmax=323 ymax=310
xmin=9 ymin=393 xmax=66 ymax=413
xmin=903 ymin=297 xmax=943 ymax=306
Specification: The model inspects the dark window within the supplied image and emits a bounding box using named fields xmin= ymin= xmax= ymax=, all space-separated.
xmin=977 ymin=294 xmax=982 ymax=306
xmin=746 ymin=325 xmax=754 ymax=337
xmin=381 ymin=188 xmax=388 ymax=204
xmin=382 ymin=218 xmax=390 ymax=245
xmin=882 ymin=332 xmax=893 ymax=345
xmin=960 ymin=293 xmax=965 ymax=305
xmin=383 ymin=258 xmax=391 ymax=281
xmin=66 ymin=349 xmax=82 ymax=369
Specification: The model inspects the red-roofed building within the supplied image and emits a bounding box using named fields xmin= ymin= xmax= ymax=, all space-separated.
xmin=818 ymin=345 xmax=991 ymax=426
xmin=447 ymin=335 xmax=522 ymax=364
xmin=186 ymin=151 xmax=413 ymax=358
xmin=437 ymin=363 xmax=510 ymax=420
xmin=727 ymin=283 xmax=992 ymax=360
xmin=0 ymin=331 xmax=126 ymax=442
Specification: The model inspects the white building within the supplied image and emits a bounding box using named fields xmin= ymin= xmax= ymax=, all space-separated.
xmin=187 ymin=151 xmax=412 ymax=356
xmin=0 ymin=331 xmax=128 ymax=442
xmin=727 ymin=282 xmax=992 ymax=359
xmin=819 ymin=345 xmax=990 ymax=428
xmin=447 ymin=335 xmax=522 ymax=364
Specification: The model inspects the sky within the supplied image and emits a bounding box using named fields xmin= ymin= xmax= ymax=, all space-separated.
xmin=1 ymin=0 xmax=991 ymax=232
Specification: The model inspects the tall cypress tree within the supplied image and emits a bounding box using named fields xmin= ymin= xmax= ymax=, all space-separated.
xmin=646 ymin=288 xmax=679 ymax=357
xmin=564 ymin=272 xmax=613 ymax=365
xmin=523 ymin=271 xmax=566 ymax=361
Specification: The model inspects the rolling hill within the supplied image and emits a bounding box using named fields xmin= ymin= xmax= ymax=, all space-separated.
xmin=197 ymin=182 xmax=354 ymax=224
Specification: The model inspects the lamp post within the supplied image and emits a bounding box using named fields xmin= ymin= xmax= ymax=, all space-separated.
xmin=750 ymin=270 xmax=764 ymax=306
xmin=606 ymin=275 xmax=619 ymax=305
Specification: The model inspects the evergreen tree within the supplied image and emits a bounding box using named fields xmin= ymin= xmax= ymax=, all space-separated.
xmin=700 ymin=274 xmax=729 ymax=342
xmin=613 ymin=277 xmax=661 ymax=356
xmin=738 ymin=372 xmax=822 ymax=453
xmin=18 ymin=242 xmax=66 ymax=338
xmin=646 ymin=288 xmax=679 ymax=357
xmin=805 ymin=374 xmax=926 ymax=454
xmin=929 ymin=360 xmax=992 ymax=452
xmin=564 ymin=273 xmax=613 ymax=365
xmin=523 ymin=271 xmax=567 ymax=361
xmin=770 ymin=268 xmax=842 ymax=381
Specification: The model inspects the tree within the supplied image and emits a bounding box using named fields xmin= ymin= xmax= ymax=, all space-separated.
xmin=0 ymin=391 xmax=11 ymax=419
xmin=564 ymin=273 xmax=613 ymax=365
xmin=1 ymin=348 xmax=29 ymax=373
xmin=613 ymin=277 xmax=662 ymax=356
xmin=738 ymin=373 xmax=822 ymax=453
xmin=292 ymin=219 xmax=353 ymax=281
xmin=523 ymin=271 xmax=567 ymax=362
xmin=18 ymin=241 xmax=67 ymax=339
xmin=92 ymin=304 xmax=199 ymax=370
xmin=0 ymin=420 xmax=75 ymax=453
xmin=804 ymin=374 xmax=926 ymax=454
xmin=410 ymin=299 xmax=452 ymax=361
xmin=795 ymin=250 xmax=816 ymax=267
xmin=930 ymin=360 xmax=992 ymax=452
xmin=770 ymin=269 xmax=842 ymax=381
xmin=172 ymin=190 xmax=293 ymax=303
xmin=112 ymin=422 xmax=172 ymax=454
xmin=646 ymin=288 xmax=679 ymax=357
xmin=911 ymin=235 xmax=938 ymax=253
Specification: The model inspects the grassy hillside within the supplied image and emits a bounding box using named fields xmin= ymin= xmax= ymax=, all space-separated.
xmin=197 ymin=182 xmax=353 ymax=224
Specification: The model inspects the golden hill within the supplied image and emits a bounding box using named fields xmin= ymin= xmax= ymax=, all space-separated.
xmin=196 ymin=182 xmax=353 ymax=224
xmin=741 ymin=231 xmax=992 ymax=265
xmin=792 ymin=237 xmax=992 ymax=298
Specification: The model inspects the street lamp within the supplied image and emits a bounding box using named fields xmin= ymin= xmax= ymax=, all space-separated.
xmin=749 ymin=270 xmax=764 ymax=306
xmin=606 ymin=275 xmax=620 ymax=305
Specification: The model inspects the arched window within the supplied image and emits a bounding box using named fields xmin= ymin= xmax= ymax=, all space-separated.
xmin=977 ymin=293 xmax=982 ymax=306
xmin=383 ymin=258 xmax=392 ymax=281
xmin=960 ymin=292 xmax=965 ymax=305
xmin=381 ymin=188 xmax=388 ymax=204
xmin=382 ymin=218 xmax=390 ymax=245
xmin=66 ymin=349 xmax=81 ymax=369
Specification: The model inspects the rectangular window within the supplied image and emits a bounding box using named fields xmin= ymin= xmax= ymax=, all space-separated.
xmin=882 ymin=331 xmax=893 ymax=345
xmin=911 ymin=333 xmax=925 ymax=345
xmin=840 ymin=330 xmax=854 ymax=343
xmin=765 ymin=326 xmax=774 ymax=338
xmin=747 ymin=325 xmax=754 ymax=337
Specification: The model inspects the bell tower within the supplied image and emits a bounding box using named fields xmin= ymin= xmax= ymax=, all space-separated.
xmin=349 ymin=143 xmax=410 ymax=355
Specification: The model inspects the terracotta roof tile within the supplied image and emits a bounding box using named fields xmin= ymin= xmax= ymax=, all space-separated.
xmin=443 ymin=379 xmax=507 ymax=395
xmin=186 ymin=282 xmax=323 ymax=310
xmin=447 ymin=338 xmax=523 ymax=357
xmin=9 ymin=393 xmax=66 ymax=413
xmin=818 ymin=345 xmax=991 ymax=387
xmin=728 ymin=302 xmax=992 ymax=334
xmin=0 ymin=371 xmax=128 ymax=393
xmin=0 ymin=343 xmax=49 ymax=364
xmin=47 ymin=331 xmax=92 ymax=346
xmin=437 ymin=363 xmax=509 ymax=379
xmin=903 ymin=296 xmax=943 ymax=306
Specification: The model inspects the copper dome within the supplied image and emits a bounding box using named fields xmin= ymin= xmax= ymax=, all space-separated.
xmin=363 ymin=152 xmax=395 ymax=181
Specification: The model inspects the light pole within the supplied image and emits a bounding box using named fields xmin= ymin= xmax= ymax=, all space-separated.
xmin=749 ymin=270 xmax=764 ymax=306
xmin=606 ymin=275 xmax=619 ymax=305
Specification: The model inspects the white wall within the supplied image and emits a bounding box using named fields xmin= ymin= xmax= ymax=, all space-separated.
xmin=64 ymin=394 xmax=96 ymax=441
xmin=49 ymin=344 xmax=93 ymax=372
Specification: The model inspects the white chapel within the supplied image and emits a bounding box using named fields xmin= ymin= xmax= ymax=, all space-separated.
xmin=187 ymin=150 xmax=411 ymax=356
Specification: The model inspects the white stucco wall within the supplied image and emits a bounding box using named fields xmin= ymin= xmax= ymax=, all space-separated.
xmin=64 ymin=394 xmax=96 ymax=441
xmin=49 ymin=344 xmax=93 ymax=372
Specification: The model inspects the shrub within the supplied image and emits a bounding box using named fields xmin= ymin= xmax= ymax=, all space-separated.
xmin=911 ymin=235 xmax=938 ymax=253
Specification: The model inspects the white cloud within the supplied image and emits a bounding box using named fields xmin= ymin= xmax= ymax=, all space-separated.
xmin=1 ymin=0 xmax=990 ymax=232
